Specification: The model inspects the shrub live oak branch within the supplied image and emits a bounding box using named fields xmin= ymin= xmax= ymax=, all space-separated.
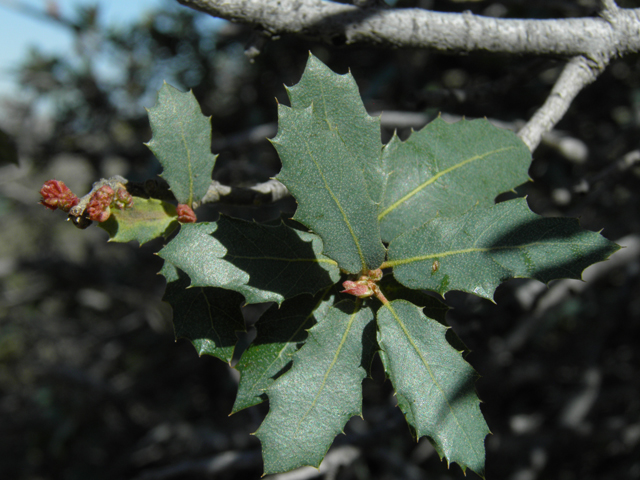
xmin=40 ymin=55 xmax=619 ymax=477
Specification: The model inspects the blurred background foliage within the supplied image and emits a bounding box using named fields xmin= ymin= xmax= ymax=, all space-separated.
xmin=1 ymin=0 xmax=639 ymax=479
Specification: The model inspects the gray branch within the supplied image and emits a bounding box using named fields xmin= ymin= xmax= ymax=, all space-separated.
xmin=176 ymin=0 xmax=640 ymax=57
xmin=176 ymin=1 xmax=640 ymax=152
xmin=517 ymin=54 xmax=606 ymax=151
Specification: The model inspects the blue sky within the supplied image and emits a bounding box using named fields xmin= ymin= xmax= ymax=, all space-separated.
xmin=0 ymin=0 xmax=169 ymax=96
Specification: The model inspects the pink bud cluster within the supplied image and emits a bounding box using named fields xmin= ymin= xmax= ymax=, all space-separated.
xmin=176 ymin=203 xmax=197 ymax=223
xmin=341 ymin=268 xmax=383 ymax=299
xmin=39 ymin=180 xmax=79 ymax=212
xmin=40 ymin=180 xmax=134 ymax=223
xmin=86 ymin=185 xmax=134 ymax=222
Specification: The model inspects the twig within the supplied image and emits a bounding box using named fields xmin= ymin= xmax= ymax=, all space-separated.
xmin=518 ymin=55 xmax=608 ymax=151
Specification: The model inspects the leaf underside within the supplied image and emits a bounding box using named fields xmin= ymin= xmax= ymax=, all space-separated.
xmin=256 ymin=300 xmax=375 ymax=474
xmin=388 ymin=198 xmax=621 ymax=300
xmin=378 ymin=117 xmax=531 ymax=242
xmin=146 ymin=83 xmax=217 ymax=205
xmin=158 ymin=217 xmax=340 ymax=305
xmin=377 ymin=299 xmax=489 ymax=477
xmin=160 ymin=262 xmax=245 ymax=364
xmin=98 ymin=196 xmax=178 ymax=245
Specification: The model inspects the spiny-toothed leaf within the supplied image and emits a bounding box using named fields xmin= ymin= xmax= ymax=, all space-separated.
xmin=255 ymin=300 xmax=374 ymax=474
xmin=274 ymin=104 xmax=385 ymax=274
xmin=98 ymin=197 xmax=178 ymax=245
xmin=378 ymin=117 xmax=531 ymax=242
xmin=146 ymin=83 xmax=217 ymax=205
xmin=232 ymin=289 xmax=335 ymax=414
xmin=388 ymin=198 xmax=620 ymax=300
xmin=377 ymin=299 xmax=489 ymax=477
xmin=379 ymin=275 xmax=468 ymax=353
xmin=158 ymin=216 xmax=340 ymax=305
xmin=160 ymin=262 xmax=245 ymax=364
xmin=379 ymin=275 xmax=449 ymax=324
xmin=286 ymin=53 xmax=384 ymax=202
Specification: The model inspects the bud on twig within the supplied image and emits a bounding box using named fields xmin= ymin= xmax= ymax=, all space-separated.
xmin=176 ymin=204 xmax=197 ymax=223
xmin=40 ymin=179 xmax=79 ymax=212
xmin=87 ymin=185 xmax=115 ymax=222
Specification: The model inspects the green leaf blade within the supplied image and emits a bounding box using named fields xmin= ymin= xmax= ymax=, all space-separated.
xmin=232 ymin=290 xmax=335 ymax=414
xmin=287 ymin=53 xmax=384 ymax=202
xmin=378 ymin=118 xmax=531 ymax=242
xmin=255 ymin=300 xmax=374 ymax=474
xmin=377 ymin=299 xmax=489 ymax=476
xmin=161 ymin=262 xmax=245 ymax=363
xmin=388 ymin=198 xmax=621 ymax=299
xmin=146 ymin=83 xmax=217 ymax=205
xmin=158 ymin=217 xmax=340 ymax=305
xmin=274 ymin=105 xmax=385 ymax=273
xmin=98 ymin=197 xmax=178 ymax=245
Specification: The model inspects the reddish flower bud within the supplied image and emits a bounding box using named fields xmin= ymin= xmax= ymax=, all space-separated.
xmin=40 ymin=179 xmax=79 ymax=212
xmin=112 ymin=187 xmax=133 ymax=210
xmin=176 ymin=204 xmax=197 ymax=223
xmin=341 ymin=280 xmax=374 ymax=298
xmin=87 ymin=185 xmax=114 ymax=222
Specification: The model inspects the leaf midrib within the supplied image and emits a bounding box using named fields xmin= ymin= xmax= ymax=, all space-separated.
xmin=240 ymin=290 xmax=331 ymax=406
xmin=383 ymin=301 xmax=481 ymax=461
xmin=168 ymin=90 xmax=195 ymax=206
xmin=295 ymin=301 xmax=360 ymax=435
xmin=387 ymin=240 xmax=588 ymax=267
xmin=378 ymin=146 xmax=515 ymax=220
xmin=302 ymin=136 xmax=368 ymax=272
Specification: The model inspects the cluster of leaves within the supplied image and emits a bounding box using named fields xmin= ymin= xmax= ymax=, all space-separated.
xmin=42 ymin=55 xmax=619 ymax=477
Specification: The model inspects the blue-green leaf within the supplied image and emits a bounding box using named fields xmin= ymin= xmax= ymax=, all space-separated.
xmin=161 ymin=262 xmax=245 ymax=364
xmin=232 ymin=290 xmax=335 ymax=414
xmin=158 ymin=217 xmax=340 ymax=305
xmin=388 ymin=198 xmax=620 ymax=300
xmin=146 ymin=83 xmax=217 ymax=205
xmin=378 ymin=118 xmax=531 ymax=241
xmin=377 ymin=299 xmax=489 ymax=476
xmin=256 ymin=300 xmax=374 ymax=474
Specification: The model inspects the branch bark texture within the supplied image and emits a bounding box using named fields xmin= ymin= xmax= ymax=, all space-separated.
xmin=177 ymin=0 xmax=640 ymax=59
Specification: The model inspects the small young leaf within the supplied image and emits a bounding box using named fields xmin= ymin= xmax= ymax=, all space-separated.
xmin=287 ymin=53 xmax=385 ymax=202
xmin=161 ymin=262 xmax=245 ymax=364
xmin=98 ymin=197 xmax=178 ymax=245
xmin=378 ymin=118 xmax=531 ymax=242
xmin=146 ymin=83 xmax=217 ymax=205
xmin=255 ymin=300 xmax=374 ymax=474
xmin=388 ymin=198 xmax=620 ymax=300
xmin=158 ymin=217 xmax=340 ymax=305
xmin=377 ymin=299 xmax=489 ymax=476
xmin=274 ymin=105 xmax=386 ymax=273
xmin=232 ymin=290 xmax=335 ymax=414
